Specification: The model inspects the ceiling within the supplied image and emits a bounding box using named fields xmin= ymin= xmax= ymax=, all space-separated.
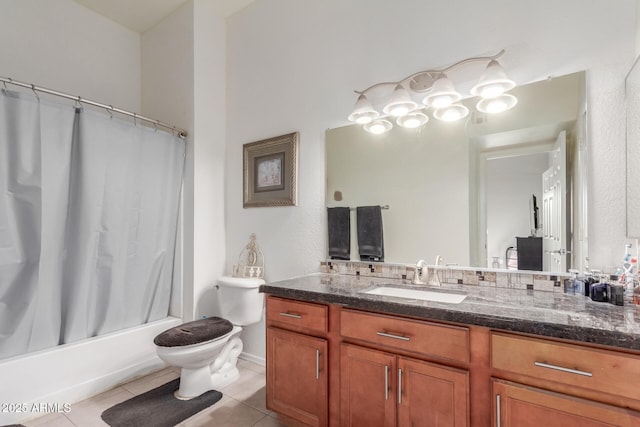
xmin=72 ymin=0 xmax=254 ymax=33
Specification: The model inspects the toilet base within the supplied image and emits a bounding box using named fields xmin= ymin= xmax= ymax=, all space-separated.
xmin=174 ymin=335 xmax=244 ymax=399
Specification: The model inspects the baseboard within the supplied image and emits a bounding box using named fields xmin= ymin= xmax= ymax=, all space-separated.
xmin=239 ymin=351 xmax=265 ymax=367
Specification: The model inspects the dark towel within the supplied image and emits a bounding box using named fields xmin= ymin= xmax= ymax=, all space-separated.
xmin=327 ymin=207 xmax=350 ymax=260
xmin=356 ymin=206 xmax=384 ymax=262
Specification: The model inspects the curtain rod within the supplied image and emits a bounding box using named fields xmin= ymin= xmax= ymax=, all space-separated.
xmin=1 ymin=76 xmax=188 ymax=139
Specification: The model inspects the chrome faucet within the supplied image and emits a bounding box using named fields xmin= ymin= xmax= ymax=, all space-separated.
xmin=412 ymin=259 xmax=426 ymax=284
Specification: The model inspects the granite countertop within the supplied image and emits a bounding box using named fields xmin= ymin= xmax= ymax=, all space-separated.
xmin=260 ymin=273 xmax=640 ymax=351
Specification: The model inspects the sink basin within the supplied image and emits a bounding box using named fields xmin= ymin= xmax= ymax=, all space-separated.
xmin=363 ymin=286 xmax=467 ymax=304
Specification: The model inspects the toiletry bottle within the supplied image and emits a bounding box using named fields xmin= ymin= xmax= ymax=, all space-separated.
xmin=634 ymin=286 xmax=640 ymax=306
xmin=590 ymin=280 xmax=608 ymax=302
xmin=564 ymin=270 xmax=577 ymax=295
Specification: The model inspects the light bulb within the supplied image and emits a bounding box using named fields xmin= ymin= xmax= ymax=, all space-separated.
xmin=433 ymin=104 xmax=469 ymax=122
xmin=364 ymin=119 xmax=393 ymax=134
xmin=442 ymin=109 xmax=462 ymax=121
xmin=431 ymin=95 xmax=454 ymax=109
xmin=476 ymin=94 xmax=517 ymax=114
xmin=402 ymin=117 xmax=421 ymax=128
xmin=354 ymin=114 xmax=376 ymax=124
xmin=389 ymin=105 xmax=410 ymax=117
xmin=478 ymin=83 xmax=506 ymax=99
xmin=485 ymin=99 xmax=508 ymax=113
xmin=370 ymin=123 xmax=386 ymax=133
xmin=396 ymin=112 xmax=428 ymax=129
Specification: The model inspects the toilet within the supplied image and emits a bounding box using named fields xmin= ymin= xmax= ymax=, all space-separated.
xmin=154 ymin=276 xmax=265 ymax=399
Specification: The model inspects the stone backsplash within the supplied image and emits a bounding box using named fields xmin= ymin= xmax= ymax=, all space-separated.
xmin=320 ymin=260 xmax=571 ymax=293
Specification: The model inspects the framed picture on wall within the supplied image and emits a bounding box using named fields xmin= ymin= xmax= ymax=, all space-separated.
xmin=243 ymin=132 xmax=298 ymax=207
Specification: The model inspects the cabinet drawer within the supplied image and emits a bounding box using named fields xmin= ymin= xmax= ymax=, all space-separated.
xmin=340 ymin=309 xmax=469 ymax=364
xmin=491 ymin=332 xmax=640 ymax=401
xmin=266 ymin=296 xmax=328 ymax=334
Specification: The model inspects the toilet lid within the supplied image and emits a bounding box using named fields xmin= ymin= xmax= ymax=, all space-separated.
xmin=154 ymin=317 xmax=234 ymax=347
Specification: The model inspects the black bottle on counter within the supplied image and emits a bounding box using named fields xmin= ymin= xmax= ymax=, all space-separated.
xmin=590 ymin=282 xmax=608 ymax=302
xmin=606 ymin=283 xmax=625 ymax=306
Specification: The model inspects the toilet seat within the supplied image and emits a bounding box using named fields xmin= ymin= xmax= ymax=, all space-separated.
xmin=153 ymin=317 xmax=233 ymax=347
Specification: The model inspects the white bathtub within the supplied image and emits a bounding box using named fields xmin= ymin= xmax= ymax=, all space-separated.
xmin=0 ymin=316 xmax=181 ymax=425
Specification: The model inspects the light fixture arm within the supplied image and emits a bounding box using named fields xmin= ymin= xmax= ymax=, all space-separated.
xmin=353 ymin=49 xmax=506 ymax=95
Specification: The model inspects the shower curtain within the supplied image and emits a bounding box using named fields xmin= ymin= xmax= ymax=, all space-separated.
xmin=0 ymin=89 xmax=185 ymax=360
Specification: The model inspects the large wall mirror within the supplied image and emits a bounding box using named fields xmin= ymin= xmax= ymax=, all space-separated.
xmin=326 ymin=71 xmax=588 ymax=273
xmin=627 ymin=57 xmax=640 ymax=238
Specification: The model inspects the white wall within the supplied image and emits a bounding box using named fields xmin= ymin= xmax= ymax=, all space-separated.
xmin=227 ymin=0 xmax=637 ymax=359
xmin=0 ymin=0 xmax=140 ymax=111
xmin=142 ymin=0 xmax=227 ymax=322
xmin=192 ymin=0 xmax=227 ymax=319
xmin=141 ymin=1 xmax=195 ymax=318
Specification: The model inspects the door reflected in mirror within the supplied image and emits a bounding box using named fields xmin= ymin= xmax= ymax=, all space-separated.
xmin=326 ymin=71 xmax=587 ymax=273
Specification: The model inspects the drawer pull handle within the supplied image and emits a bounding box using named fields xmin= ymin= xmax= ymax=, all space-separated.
xmin=377 ymin=331 xmax=410 ymax=341
xmin=315 ymin=349 xmax=320 ymax=380
xmin=534 ymin=361 xmax=593 ymax=377
xmin=279 ymin=312 xmax=302 ymax=319
xmin=398 ymin=368 xmax=403 ymax=404
xmin=496 ymin=394 xmax=501 ymax=427
xmin=384 ymin=365 xmax=389 ymax=400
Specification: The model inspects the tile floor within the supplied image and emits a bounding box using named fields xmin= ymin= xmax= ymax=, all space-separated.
xmin=21 ymin=359 xmax=283 ymax=427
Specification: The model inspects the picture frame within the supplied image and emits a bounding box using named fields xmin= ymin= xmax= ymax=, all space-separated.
xmin=243 ymin=132 xmax=298 ymax=207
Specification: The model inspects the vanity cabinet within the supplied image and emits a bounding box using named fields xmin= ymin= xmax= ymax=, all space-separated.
xmin=340 ymin=344 xmax=469 ymax=427
xmin=264 ymin=294 xmax=640 ymax=427
xmin=266 ymin=297 xmax=330 ymax=427
xmin=340 ymin=310 xmax=470 ymax=427
xmin=340 ymin=344 xmax=396 ymax=427
xmin=492 ymin=379 xmax=640 ymax=426
xmin=490 ymin=332 xmax=640 ymax=426
xmin=267 ymin=327 xmax=328 ymax=426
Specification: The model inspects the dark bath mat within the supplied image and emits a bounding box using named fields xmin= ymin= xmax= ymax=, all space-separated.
xmin=1 ymin=424 xmax=26 ymax=427
xmin=101 ymin=378 xmax=222 ymax=427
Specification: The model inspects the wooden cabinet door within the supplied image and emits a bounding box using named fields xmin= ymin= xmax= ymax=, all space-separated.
xmin=492 ymin=379 xmax=640 ymax=427
xmin=397 ymin=356 xmax=469 ymax=427
xmin=266 ymin=327 xmax=328 ymax=427
xmin=341 ymin=343 xmax=396 ymax=427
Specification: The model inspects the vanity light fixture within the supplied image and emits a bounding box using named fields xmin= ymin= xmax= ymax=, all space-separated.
xmin=347 ymin=49 xmax=517 ymax=134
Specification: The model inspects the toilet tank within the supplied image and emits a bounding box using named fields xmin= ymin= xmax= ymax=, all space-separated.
xmin=216 ymin=276 xmax=265 ymax=326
